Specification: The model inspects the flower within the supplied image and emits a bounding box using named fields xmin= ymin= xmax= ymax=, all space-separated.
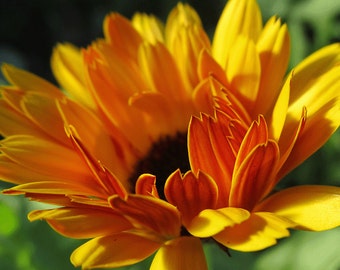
xmin=1 ymin=0 xmax=340 ymax=269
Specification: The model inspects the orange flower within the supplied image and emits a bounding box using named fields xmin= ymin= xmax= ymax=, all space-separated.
xmin=1 ymin=0 xmax=340 ymax=269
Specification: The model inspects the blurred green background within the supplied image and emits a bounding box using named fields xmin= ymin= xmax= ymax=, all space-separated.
xmin=0 ymin=0 xmax=340 ymax=269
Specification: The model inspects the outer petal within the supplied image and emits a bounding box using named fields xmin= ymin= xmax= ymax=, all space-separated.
xmin=187 ymin=207 xmax=250 ymax=238
xmin=28 ymin=207 xmax=132 ymax=239
xmin=289 ymin=43 xmax=340 ymax=104
xmin=268 ymin=72 xmax=290 ymax=140
xmin=132 ymin=13 xmax=164 ymax=44
xmin=255 ymin=185 xmax=340 ymax=231
xmin=1 ymin=64 xmax=63 ymax=98
xmin=0 ymin=99 xmax=46 ymax=138
xmin=0 ymin=89 xmax=68 ymax=144
xmin=103 ymin=13 xmax=142 ymax=60
xmin=57 ymin=98 xmax=133 ymax=182
xmin=214 ymin=212 xmax=295 ymax=251
xmin=165 ymin=3 xmax=210 ymax=90
xmin=226 ymin=36 xmax=261 ymax=111
xmin=109 ymin=194 xmax=181 ymax=238
xmin=51 ymin=43 xmax=95 ymax=109
xmin=282 ymin=83 xmax=339 ymax=176
xmin=165 ymin=3 xmax=202 ymax=48
xmin=279 ymin=44 xmax=340 ymax=175
xmin=0 ymin=155 xmax=65 ymax=184
xmin=165 ymin=170 xmax=218 ymax=226
xmin=254 ymin=16 xmax=290 ymax=117
xmin=150 ymin=237 xmax=208 ymax=270
xmin=0 ymin=135 xmax=90 ymax=179
xmin=20 ymin=93 xmax=69 ymax=145
xmin=3 ymin=181 xmax=106 ymax=200
xmin=71 ymin=233 xmax=161 ymax=269
xmin=212 ymin=0 xmax=262 ymax=68
xmin=138 ymin=42 xmax=187 ymax=101
xmin=83 ymin=46 xmax=149 ymax=153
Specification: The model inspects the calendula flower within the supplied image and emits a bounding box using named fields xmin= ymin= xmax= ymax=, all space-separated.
xmin=1 ymin=0 xmax=340 ymax=269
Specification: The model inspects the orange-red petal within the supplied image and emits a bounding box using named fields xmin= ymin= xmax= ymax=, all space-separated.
xmin=109 ymin=194 xmax=181 ymax=238
xmin=28 ymin=207 xmax=132 ymax=239
xmin=165 ymin=169 xmax=218 ymax=226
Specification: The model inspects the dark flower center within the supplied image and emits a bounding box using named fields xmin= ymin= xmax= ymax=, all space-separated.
xmin=129 ymin=132 xmax=190 ymax=199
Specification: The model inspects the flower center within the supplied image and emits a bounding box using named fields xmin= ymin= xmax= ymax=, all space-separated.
xmin=129 ymin=132 xmax=190 ymax=199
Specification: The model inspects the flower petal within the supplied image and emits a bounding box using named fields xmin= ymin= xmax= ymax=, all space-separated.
xmin=230 ymin=116 xmax=280 ymax=209
xmin=150 ymin=237 xmax=208 ymax=270
xmin=138 ymin=42 xmax=187 ymax=101
xmin=28 ymin=207 xmax=132 ymax=239
xmin=165 ymin=3 xmax=210 ymax=90
xmin=83 ymin=46 xmax=149 ymax=152
xmin=188 ymin=112 xmax=236 ymax=206
xmin=129 ymin=91 xmax=179 ymax=137
xmin=0 ymin=155 xmax=64 ymax=184
xmin=58 ymin=98 xmax=134 ymax=183
xmin=226 ymin=36 xmax=261 ymax=111
xmin=212 ymin=0 xmax=262 ymax=68
xmin=165 ymin=3 xmax=202 ymax=48
xmin=20 ymin=93 xmax=69 ymax=145
xmin=214 ymin=212 xmax=295 ymax=251
xmin=187 ymin=207 xmax=250 ymax=238
xmin=279 ymin=44 xmax=340 ymax=174
xmin=66 ymin=129 xmax=129 ymax=197
xmin=255 ymin=185 xmax=340 ymax=231
xmin=109 ymin=194 xmax=181 ymax=238
xmin=1 ymin=64 xmax=62 ymax=98
xmin=71 ymin=233 xmax=161 ymax=269
xmin=3 ymin=181 xmax=105 ymax=199
xmin=132 ymin=13 xmax=164 ymax=44
xmin=289 ymin=43 xmax=340 ymax=104
xmin=135 ymin=173 xmax=159 ymax=198
xmin=230 ymin=141 xmax=280 ymax=210
xmin=254 ymin=16 xmax=290 ymax=117
xmin=283 ymin=75 xmax=340 ymax=176
xmin=268 ymin=72 xmax=290 ymax=140
xmin=0 ymin=135 xmax=90 ymax=179
xmin=0 ymin=99 xmax=45 ymax=138
xmin=165 ymin=169 xmax=218 ymax=226
xmin=104 ymin=13 xmax=142 ymax=60
xmin=51 ymin=43 xmax=95 ymax=109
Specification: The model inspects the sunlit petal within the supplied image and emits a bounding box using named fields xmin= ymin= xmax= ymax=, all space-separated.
xmin=253 ymin=16 xmax=290 ymax=117
xmin=214 ymin=212 xmax=295 ymax=251
xmin=188 ymin=207 xmax=250 ymax=238
xmin=212 ymin=0 xmax=262 ymax=68
xmin=51 ymin=43 xmax=95 ymax=109
xmin=150 ymin=237 xmax=208 ymax=270
xmin=226 ymin=36 xmax=261 ymax=111
xmin=71 ymin=233 xmax=161 ymax=269
xmin=255 ymin=185 xmax=340 ymax=231
xmin=132 ymin=13 xmax=164 ymax=44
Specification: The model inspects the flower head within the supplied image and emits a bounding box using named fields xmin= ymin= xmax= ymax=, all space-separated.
xmin=1 ymin=0 xmax=340 ymax=269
